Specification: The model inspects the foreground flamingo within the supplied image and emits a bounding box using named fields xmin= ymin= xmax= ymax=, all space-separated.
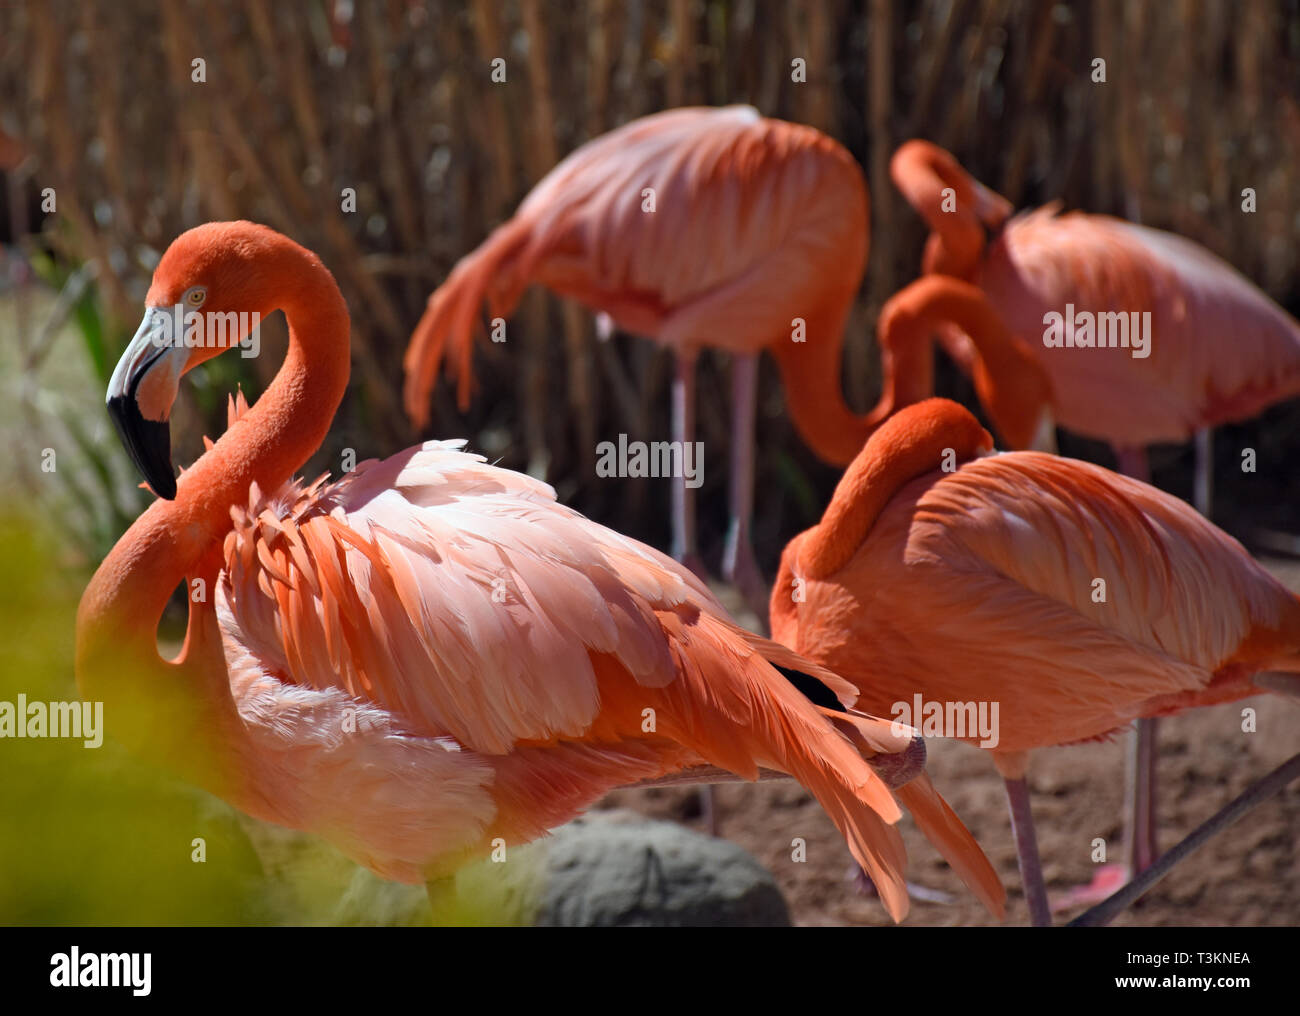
xmin=890 ymin=139 xmax=1300 ymax=880
xmin=403 ymin=106 xmax=878 ymax=613
xmin=771 ymin=398 xmax=1300 ymax=925
xmin=75 ymin=221 xmax=1005 ymax=923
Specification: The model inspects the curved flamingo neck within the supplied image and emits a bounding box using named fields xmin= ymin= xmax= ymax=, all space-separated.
xmin=769 ymin=297 xmax=885 ymax=467
xmin=771 ymin=275 xmax=1029 ymax=469
xmin=75 ymin=240 xmax=350 ymax=785
xmin=879 ymin=276 xmax=1052 ymax=451
xmin=890 ymin=140 xmax=1010 ymax=278
xmin=800 ymin=399 xmax=992 ymax=581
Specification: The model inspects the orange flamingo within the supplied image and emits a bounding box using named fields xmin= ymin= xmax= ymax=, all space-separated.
xmin=76 ymin=221 xmax=1005 ymax=924
xmin=890 ymin=139 xmax=1300 ymax=880
xmin=403 ymin=106 xmax=880 ymax=613
xmin=771 ymin=397 xmax=1300 ymax=924
xmin=890 ymin=140 xmax=1300 ymax=476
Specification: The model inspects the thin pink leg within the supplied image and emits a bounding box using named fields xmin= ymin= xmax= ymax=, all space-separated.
xmin=1003 ymin=776 xmax=1052 ymax=926
xmin=1113 ymin=445 xmax=1150 ymax=483
xmin=672 ymin=350 xmax=716 ymax=828
xmin=721 ymin=352 xmax=768 ymax=620
xmin=1113 ymin=444 xmax=1159 ymax=877
xmin=1194 ymin=426 xmax=1213 ymax=517
xmin=1127 ymin=716 xmax=1159 ymax=874
xmin=670 ymin=351 xmax=706 ymax=579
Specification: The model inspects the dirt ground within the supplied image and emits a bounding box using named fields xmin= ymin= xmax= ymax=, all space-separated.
xmin=600 ymin=559 xmax=1300 ymax=928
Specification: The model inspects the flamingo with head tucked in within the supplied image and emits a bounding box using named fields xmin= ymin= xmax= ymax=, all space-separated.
xmin=403 ymin=106 xmax=883 ymax=615
xmin=890 ymin=138 xmax=1300 ymax=479
xmin=889 ymin=139 xmax=1300 ymax=885
xmin=771 ymin=397 xmax=1300 ymax=925
xmin=76 ymin=221 xmax=1006 ymax=924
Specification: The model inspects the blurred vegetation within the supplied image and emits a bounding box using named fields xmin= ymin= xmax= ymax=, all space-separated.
xmin=4 ymin=1 xmax=1300 ymax=571
xmin=0 ymin=507 xmax=544 ymax=924
xmin=0 ymin=515 xmax=266 ymax=923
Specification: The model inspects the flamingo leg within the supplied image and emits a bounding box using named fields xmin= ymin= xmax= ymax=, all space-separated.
xmin=1113 ymin=445 xmax=1150 ymax=483
xmin=1113 ymin=444 xmax=1160 ymax=878
xmin=671 ymin=351 xmax=720 ymax=830
xmin=670 ymin=350 xmax=719 ymax=830
xmin=1194 ymin=426 xmax=1213 ymax=517
xmin=1071 ymin=751 xmax=1300 ymax=926
xmin=1003 ymin=776 xmax=1052 ymax=926
xmin=670 ymin=350 xmax=706 ymax=579
xmin=1126 ymin=717 xmax=1159 ymax=874
xmin=721 ymin=352 xmax=769 ymax=620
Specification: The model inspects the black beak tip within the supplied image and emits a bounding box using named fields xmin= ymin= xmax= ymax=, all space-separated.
xmin=106 ymin=394 xmax=177 ymax=501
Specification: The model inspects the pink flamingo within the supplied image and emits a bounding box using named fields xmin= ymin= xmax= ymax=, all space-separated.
xmin=772 ymin=397 xmax=1300 ymax=924
xmin=403 ymin=106 xmax=876 ymax=614
xmin=76 ymin=221 xmax=1005 ymax=923
xmin=890 ymin=139 xmax=1300 ymax=886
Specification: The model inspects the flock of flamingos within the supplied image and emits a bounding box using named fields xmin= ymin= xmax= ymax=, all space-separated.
xmin=74 ymin=106 xmax=1300 ymax=926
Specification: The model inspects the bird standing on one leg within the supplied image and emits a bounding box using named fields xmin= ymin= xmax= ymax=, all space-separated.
xmin=771 ymin=398 xmax=1300 ymax=925
xmin=403 ymin=106 xmax=885 ymax=618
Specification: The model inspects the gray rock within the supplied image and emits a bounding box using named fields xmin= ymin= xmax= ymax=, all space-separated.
xmin=532 ymin=809 xmax=791 ymax=927
xmin=250 ymin=808 xmax=790 ymax=926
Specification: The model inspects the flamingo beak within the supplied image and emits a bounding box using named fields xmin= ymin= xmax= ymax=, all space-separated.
xmin=106 ymin=307 xmax=187 ymax=500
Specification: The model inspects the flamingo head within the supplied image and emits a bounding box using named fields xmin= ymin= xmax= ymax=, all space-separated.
xmin=106 ymin=221 xmax=287 ymax=499
xmin=891 ymin=140 xmax=1014 ymax=279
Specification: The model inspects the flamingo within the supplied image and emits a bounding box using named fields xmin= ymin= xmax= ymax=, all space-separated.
xmin=890 ymin=139 xmax=1300 ymax=885
xmin=889 ymin=139 xmax=1300 ymax=482
xmin=75 ymin=221 xmax=1006 ymax=924
xmin=770 ymin=396 xmax=1300 ymax=925
xmin=402 ymin=106 xmax=878 ymax=614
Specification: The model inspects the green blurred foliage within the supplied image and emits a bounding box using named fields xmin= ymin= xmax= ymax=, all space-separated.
xmin=0 ymin=514 xmax=266 ymax=923
xmin=0 ymin=511 xmax=547 ymax=925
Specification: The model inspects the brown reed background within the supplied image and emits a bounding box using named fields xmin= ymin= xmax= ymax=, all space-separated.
xmin=3 ymin=0 xmax=1300 ymax=574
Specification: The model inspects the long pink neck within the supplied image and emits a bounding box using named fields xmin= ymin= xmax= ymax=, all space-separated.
xmin=772 ymin=273 xmax=1048 ymax=469
xmin=75 ymin=244 xmax=350 ymax=793
xmin=890 ymin=140 xmax=1009 ymax=279
xmin=771 ymin=273 xmax=1002 ymax=468
xmin=770 ymin=297 xmax=934 ymax=469
xmin=878 ymin=275 xmax=1051 ymax=451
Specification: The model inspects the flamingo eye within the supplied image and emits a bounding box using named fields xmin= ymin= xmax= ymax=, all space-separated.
xmin=184 ymin=287 xmax=207 ymax=307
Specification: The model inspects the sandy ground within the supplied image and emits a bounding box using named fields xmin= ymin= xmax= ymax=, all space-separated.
xmin=601 ymin=564 xmax=1300 ymax=927
xmin=601 ymin=698 xmax=1298 ymax=926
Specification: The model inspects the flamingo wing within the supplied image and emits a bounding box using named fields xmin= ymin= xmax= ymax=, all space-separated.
xmin=218 ymin=439 xmax=726 ymax=753
xmin=404 ymin=105 xmax=868 ymax=421
xmin=517 ymin=106 xmax=867 ymax=346
xmin=980 ymin=208 xmax=1300 ymax=443
xmin=782 ymin=445 xmax=1300 ymax=752
xmin=211 ymin=439 xmax=1007 ymax=918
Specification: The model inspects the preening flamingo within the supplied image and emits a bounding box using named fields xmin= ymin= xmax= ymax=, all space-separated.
xmin=890 ymin=139 xmax=1300 ymax=880
xmin=75 ymin=221 xmax=1006 ymax=924
xmin=771 ymin=397 xmax=1300 ymax=925
xmin=890 ymin=140 xmax=1300 ymax=477
xmin=403 ymin=106 xmax=880 ymax=614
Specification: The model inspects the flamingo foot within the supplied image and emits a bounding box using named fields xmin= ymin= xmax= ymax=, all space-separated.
xmin=1048 ymin=863 xmax=1130 ymax=912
